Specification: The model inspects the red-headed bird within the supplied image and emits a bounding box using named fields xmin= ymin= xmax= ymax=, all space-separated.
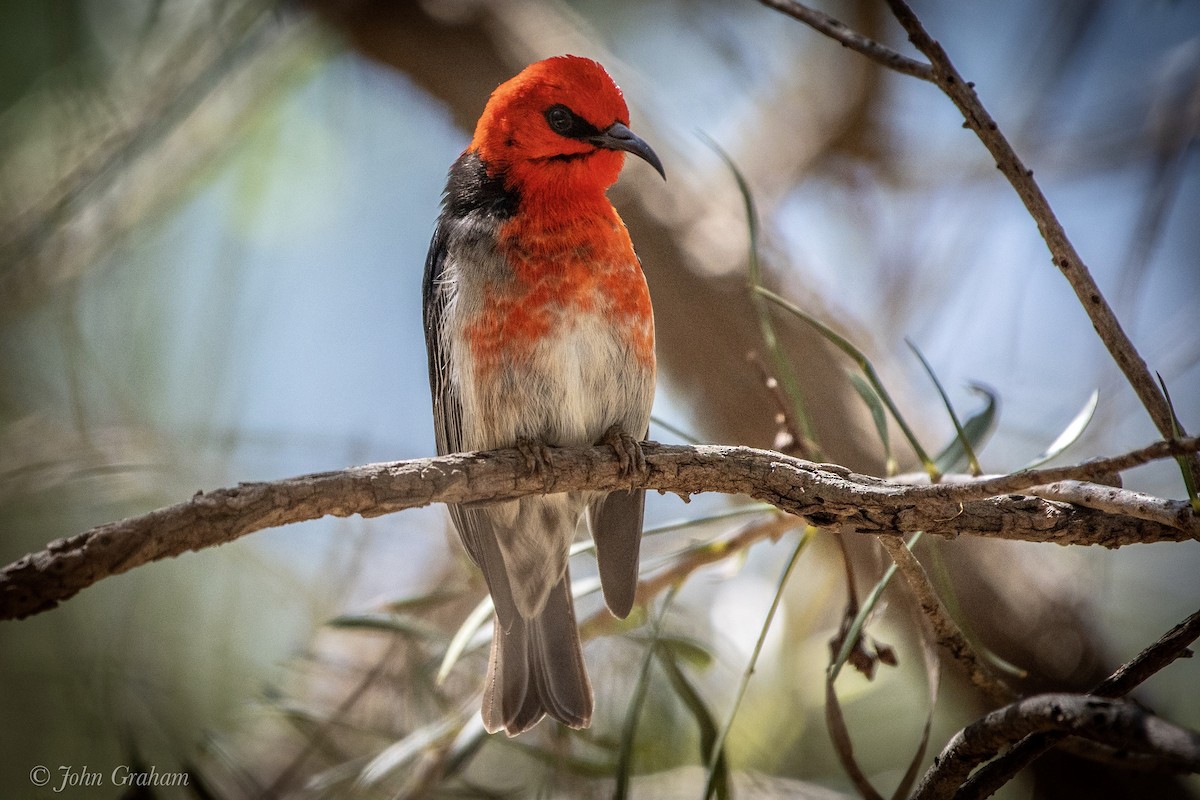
xmin=423 ymin=55 xmax=664 ymax=735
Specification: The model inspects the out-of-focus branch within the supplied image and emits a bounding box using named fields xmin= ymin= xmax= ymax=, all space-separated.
xmin=877 ymin=536 xmax=1012 ymax=705
xmin=912 ymin=694 xmax=1200 ymax=800
xmin=581 ymin=514 xmax=801 ymax=639
xmin=957 ymin=608 xmax=1200 ymax=799
xmin=3 ymin=438 xmax=1198 ymax=622
xmin=757 ymin=0 xmax=932 ymax=80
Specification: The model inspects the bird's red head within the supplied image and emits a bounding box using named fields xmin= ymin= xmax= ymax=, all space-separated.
xmin=470 ymin=55 xmax=664 ymax=201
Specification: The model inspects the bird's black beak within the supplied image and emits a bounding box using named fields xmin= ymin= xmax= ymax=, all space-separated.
xmin=589 ymin=122 xmax=666 ymax=179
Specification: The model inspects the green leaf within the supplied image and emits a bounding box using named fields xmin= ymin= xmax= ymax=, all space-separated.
xmin=701 ymin=133 xmax=820 ymax=458
xmin=614 ymin=586 xmax=679 ymax=800
xmin=849 ymin=371 xmax=895 ymax=475
xmin=325 ymin=612 xmax=442 ymax=641
xmin=1022 ymin=389 xmax=1098 ymax=469
xmin=655 ymin=644 xmax=729 ymax=800
xmin=1157 ymin=374 xmax=1200 ymax=512
xmin=435 ymin=595 xmax=495 ymax=686
xmin=908 ymin=339 xmax=987 ymax=476
xmin=757 ymin=285 xmax=938 ymax=481
xmin=502 ymin=739 xmax=614 ymax=777
xmin=829 ymin=532 xmax=922 ymax=681
xmin=354 ymin=711 xmax=467 ymax=788
xmin=704 ymin=529 xmax=812 ymax=799
xmin=889 ymin=585 xmax=942 ymax=800
xmin=921 ymin=538 xmax=1026 ymax=680
xmin=628 ymin=633 xmax=714 ymax=670
xmin=436 ymin=576 xmax=604 ymax=685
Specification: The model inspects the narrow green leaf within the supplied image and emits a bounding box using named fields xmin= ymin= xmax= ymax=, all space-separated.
xmin=325 ymin=612 xmax=442 ymax=641
xmin=383 ymin=589 xmax=459 ymax=614
xmin=1021 ymin=389 xmax=1098 ymax=469
xmin=849 ymin=371 xmax=895 ymax=476
xmin=355 ymin=710 xmax=467 ymax=788
xmin=920 ymin=538 xmax=1026 ymax=680
xmin=1157 ymin=374 xmax=1200 ymax=512
xmin=930 ymin=384 xmax=996 ymax=475
xmin=757 ymin=285 xmax=939 ymax=481
xmin=502 ymin=739 xmax=614 ymax=777
xmin=629 ymin=633 xmax=714 ymax=670
xmin=704 ymin=529 xmax=812 ymax=799
xmin=889 ymin=588 xmax=942 ymax=800
xmin=829 ymin=532 xmax=922 ymax=681
xmin=907 ymin=338 xmax=984 ymax=476
xmin=655 ymin=644 xmax=729 ymax=800
xmin=436 ymin=596 xmax=495 ymax=686
xmin=825 ymin=672 xmax=885 ymax=800
xmin=614 ymin=586 xmax=679 ymax=800
xmin=701 ymin=133 xmax=821 ymax=458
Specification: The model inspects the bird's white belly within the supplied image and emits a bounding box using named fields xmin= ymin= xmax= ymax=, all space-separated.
xmin=458 ymin=311 xmax=650 ymax=452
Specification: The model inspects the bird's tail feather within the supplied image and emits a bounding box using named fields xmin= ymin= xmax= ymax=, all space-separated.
xmin=482 ymin=573 xmax=593 ymax=735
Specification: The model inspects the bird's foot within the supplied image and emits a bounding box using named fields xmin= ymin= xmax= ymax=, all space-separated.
xmin=515 ymin=437 xmax=554 ymax=487
xmin=600 ymin=424 xmax=648 ymax=485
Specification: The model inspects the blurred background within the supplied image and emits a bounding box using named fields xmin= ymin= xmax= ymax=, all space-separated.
xmin=1 ymin=0 xmax=1198 ymax=797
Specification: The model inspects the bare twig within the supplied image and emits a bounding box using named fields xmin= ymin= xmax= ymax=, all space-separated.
xmin=1026 ymin=480 xmax=1190 ymax=530
xmin=922 ymin=436 xmax=1200 ymax=504
xmin=877 ymin=0 xmax=1200 ymax=490
xmin=957 ymin=608 xmax=1200 ymax=799
xmin=760 ymin=0 xmax=1200 ymax=489
xmin=756 ymin=0 xmax=933 ymax=81
xmin=876 ymin=536 xmax=1011 ymax=705
xmin=911 ymin=694 xmax=1200 ymax=800
xmin=2 ymin=439 xmax=1198 ymax=622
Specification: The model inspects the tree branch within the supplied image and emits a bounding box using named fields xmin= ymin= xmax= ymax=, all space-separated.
xmin=760 ymin=0 xmax=1200 ymax=493
xmin=878 ymin=0 xmax=1200 ymax=489
xmin=956 ymin=608 xmax=1200 ymax=799
xmin=756 ymin=0 xmax=934 ymax=81
xmin=911 ymin=694 xmax=1200 ymax=800
xmin=877 ymin=536 xmax=1012 ymax=705
xmin=2 ymin=439 xmax=1197 ymax=622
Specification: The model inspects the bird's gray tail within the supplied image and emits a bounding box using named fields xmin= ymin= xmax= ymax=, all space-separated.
xmin=481 ymin=571 xmax=593 ymax=735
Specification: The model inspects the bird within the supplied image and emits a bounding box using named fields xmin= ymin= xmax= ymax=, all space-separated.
xmin=422 ymin=54 xmax=665 ymax=736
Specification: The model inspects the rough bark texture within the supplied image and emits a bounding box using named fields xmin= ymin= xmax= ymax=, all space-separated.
xmin=3 ymin=440 xmax=1197 ymax=621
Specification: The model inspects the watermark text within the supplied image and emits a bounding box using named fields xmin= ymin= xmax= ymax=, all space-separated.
xmin=29 ymin=764 xmax=190 ymax=793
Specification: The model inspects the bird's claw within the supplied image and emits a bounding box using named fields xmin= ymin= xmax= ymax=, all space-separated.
xmin=601 ymin=424 xmax=648 ymax=486
xmin=515 ymin=437 xmax=554 ymax=488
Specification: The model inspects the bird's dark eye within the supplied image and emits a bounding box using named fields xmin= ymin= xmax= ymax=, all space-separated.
xmin=545 ymin=104 xmax=575 ymax=135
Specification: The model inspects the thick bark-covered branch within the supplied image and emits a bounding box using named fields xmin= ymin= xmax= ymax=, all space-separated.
xmin=956 ymin=608 xmax=1200 ymax=798
xmin=2 ymin=440 xmax=1197 ymax=622
xmin=912 ymin=694 xmax=1200 ymax=800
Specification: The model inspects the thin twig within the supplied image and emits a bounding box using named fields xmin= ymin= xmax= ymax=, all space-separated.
xmin=878 ymin=0 xmax=1200 ymax=491
xmin=2 ymin=439 xmax=1198 ymax=621
xmin=756 ymin=0 xmax=933 ymax=81
xmin=876 ymin=536 xmax=1012 ymax=705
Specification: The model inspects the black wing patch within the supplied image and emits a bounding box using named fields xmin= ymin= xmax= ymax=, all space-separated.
xmin=423 ymin=150 xmax=521 ymax=629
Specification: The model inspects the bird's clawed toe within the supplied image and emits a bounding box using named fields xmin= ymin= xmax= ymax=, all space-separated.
xmin=600 ymin=424 xmax=648 ymax=484
xmin=516 ymin=437 xmax=555 ymax=485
